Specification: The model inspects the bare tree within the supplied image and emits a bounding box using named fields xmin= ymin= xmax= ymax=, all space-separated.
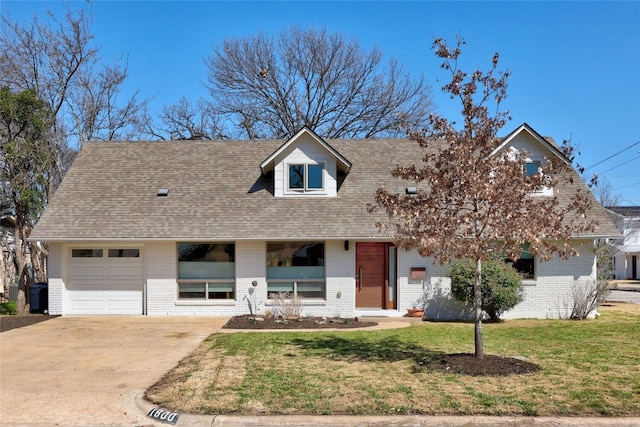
xmin=372 ymin=36 xmax=598 ymax=359
xmin=591 ymin=177 xmax=622 ymax=207
xmin=139 ymin=97 xmax=227 ymax=141
xmin=1 ymin=9 xmax=148 ymax=149
xmin=67 ymin=61 xmax=148 ymax=142
xmin=0 ymin=8 xmax=148 ymax=311
xmin=204 ymin=27 xmax=434 ymax=139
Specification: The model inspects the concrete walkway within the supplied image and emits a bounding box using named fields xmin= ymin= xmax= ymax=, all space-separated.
xmin=0 ymin=315 xmax=227 ymax=426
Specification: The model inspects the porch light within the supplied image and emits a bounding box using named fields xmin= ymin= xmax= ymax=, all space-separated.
xmin=157 ymin=189 xmax=169 ymax=197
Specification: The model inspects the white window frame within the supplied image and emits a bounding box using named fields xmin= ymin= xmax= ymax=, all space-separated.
xmin=524 ymin=160 xmax=553 ymax=196
xmin=287 ymin=163 xmax=325 ymax=193
xmin=265 ymin=241 xmax=326 ymax=300
xmin=524 ymin=161 xmax=541 ymax=177
xmin=176 ymin=243 xmax=236 ymax=300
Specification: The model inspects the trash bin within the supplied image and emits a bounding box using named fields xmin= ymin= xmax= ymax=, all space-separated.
xmin=29 ymin=282 xmax=48 ymax=314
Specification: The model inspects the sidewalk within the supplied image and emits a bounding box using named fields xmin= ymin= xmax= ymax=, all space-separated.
xmin=611 ymin=280 xmax=640 ymax=291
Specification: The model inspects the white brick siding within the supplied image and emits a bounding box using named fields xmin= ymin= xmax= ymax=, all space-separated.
xmin=502 ymin=240 xmax=596 ymax=319
xmin=145 ymin=240 xmax=356 ymax=317
xmin=404 ymin=240 xmax=597 ymax=321
xmin=46 ymin=238 xmax=596 ymax=319
xmin=46 ymin=242 xmax=63 ymax=315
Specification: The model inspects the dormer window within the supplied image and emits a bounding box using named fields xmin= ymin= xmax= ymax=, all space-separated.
xmin=288 ymin=163 xmax=324 ymax=192
xmin=524 ymin=161 xmax=540 ymax=177
xmin=524 ymin=160 xmax=553 ymax=196
xmin=260 ymin=127 xmax=351 ymax=198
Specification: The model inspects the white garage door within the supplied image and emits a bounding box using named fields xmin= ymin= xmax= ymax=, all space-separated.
xmin=67 ymin=248 xmax=143 ymax=315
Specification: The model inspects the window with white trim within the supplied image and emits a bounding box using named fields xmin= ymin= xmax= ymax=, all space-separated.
xmin=506 ymin=244 xmax=535 ymax=280
xmin=71 ymin=249 xmax=103 ymax=258
xmin=524 ymin=161 xmax=540 ymax=177
xmin=177 ymin=243 xmax=235 ymax=299
xmin=288 ymin=163 xmax=324 ymax=192
xmin=266 ymin=241 xmax=325 ymax=299
xmin=524 ymin=160 xmax=553 ymax=196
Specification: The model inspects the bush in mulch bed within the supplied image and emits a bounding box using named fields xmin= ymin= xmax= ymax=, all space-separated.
xmin=222 ymin=314 xmax=378 ymax=330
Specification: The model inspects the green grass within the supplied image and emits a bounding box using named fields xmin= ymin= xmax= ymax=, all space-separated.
xmin=146 ymin=305 xmax=640 ymax=417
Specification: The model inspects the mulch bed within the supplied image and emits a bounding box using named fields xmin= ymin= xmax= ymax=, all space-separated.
xmin=0 ymin=315 xmax=60 ymax=332
xmin=418 ymin=353 xmax=542 ymax=376
xmin=222 ymin=314 xmax=378 ymax=330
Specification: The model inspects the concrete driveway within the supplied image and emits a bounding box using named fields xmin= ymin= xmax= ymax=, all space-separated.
xmin=0 ymin=316 xmax=227 ymax=426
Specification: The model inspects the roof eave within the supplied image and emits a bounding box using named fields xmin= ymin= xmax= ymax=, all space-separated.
xmin=492 ymin=123 xmax=571 ymax=166
xmin=260 ymin=127 xmax=352 ymax=174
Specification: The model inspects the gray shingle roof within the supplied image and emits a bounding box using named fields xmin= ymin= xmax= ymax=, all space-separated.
xmin=30 ymin=136 xmax=620 ymax=241
xmin=606 ymin=206 xmax=640 ymax=218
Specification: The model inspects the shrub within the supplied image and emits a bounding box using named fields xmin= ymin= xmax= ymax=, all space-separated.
xmin=268 ymin=291 xmax=303 ymax=318
xmin=448 ymin=258 xmax=525 ymax=321
xmin=0 ymin=301 xmax=17 ymax=315
xmin=570 ymin=279 xmax=613 ymax=320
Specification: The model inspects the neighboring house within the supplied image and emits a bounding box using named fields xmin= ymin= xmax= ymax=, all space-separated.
xmin=607 ymin=206 xmax=640 ymax=280
xmin=1 ymin=215 xmax=17 ymax=300
xmin=29 ymin=124 xmax=619 ymax=319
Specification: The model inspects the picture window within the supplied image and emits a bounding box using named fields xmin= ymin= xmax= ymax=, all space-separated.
xmin=266 ymin=241 xmax=325 ymax=299
xmin=177 ymin=243 xmax=235 ymax=300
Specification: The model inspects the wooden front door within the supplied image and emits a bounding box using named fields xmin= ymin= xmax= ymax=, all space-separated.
xmin=355 ymin=242 xmax=396 ymax=308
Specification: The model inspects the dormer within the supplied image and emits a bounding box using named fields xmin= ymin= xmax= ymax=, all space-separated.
xmin=260 ymin=127 xmax=352 ymax=197
xmin=492 ymin=123 xmax=571 ymax=196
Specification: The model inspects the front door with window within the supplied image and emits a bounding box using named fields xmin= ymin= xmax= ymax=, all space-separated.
xmin=355 ymin=242 xmax=396 ymax=309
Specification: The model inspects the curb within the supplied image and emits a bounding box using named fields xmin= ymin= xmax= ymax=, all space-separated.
xmin=135 ymin=394 xmax=640 ymax=427
xmin=136 ymin=392 xmax=214 ymax=426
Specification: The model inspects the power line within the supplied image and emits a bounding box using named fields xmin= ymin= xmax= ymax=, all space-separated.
xmin=597 ymin=154 xmax=640 ymax=176
xmin=584 ymin=139 xmax=640 ymax=171
xmin=615 ymin=182 xmax=640 ymax=190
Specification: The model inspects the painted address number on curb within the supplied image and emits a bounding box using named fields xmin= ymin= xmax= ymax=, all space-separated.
xmin=147 ymin=408 xmax=180 ymax=425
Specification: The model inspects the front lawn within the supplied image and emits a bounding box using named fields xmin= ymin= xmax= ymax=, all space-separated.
xmin=145 ymin=303 xmax=640 ymax=417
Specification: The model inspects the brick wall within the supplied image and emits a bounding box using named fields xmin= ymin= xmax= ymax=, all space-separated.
xmin=145 ymin=240 xmax=357 ymax=317
xmin=396 ymin=240 xmax=596 ymax=320
xmin=50 ymin=238 xmax=595 ymax=319
xmin=46 ymin=242 xmax=63 ymax=315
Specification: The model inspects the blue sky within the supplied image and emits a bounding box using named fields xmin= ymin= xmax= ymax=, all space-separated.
xmin=3 ymin=1 xmax=639 ymax=204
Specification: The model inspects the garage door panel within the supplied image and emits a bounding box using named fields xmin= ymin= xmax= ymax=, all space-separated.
xmin=69 ymin=283 xmax=106 ymax=291
xmin=67 ymin=248 xmax=143 ymax=315
xmin=106 ymin=299 xmax=142 ymax=312
xmin=106 ymin=282 xmax=142 ymax=292
xmin=69 ymin=298 xmax=106 ymax=312
xmin=68 ymin=277 xmax=107 ymax=286
xmin=105 ymin=265 xmax=142 ymax=277
xmin=69 ymin=265 xmax=106 ymax=277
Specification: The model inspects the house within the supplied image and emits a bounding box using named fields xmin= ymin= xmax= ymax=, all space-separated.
xmin=1 ymin=214 xmax=17 ymax=300
xmin=607 ymin=206 xmax=640 ymax=280
xmin=29 ymin=124 xmax=620 ymax=319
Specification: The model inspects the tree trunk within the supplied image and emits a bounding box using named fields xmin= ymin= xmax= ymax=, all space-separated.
xmin=474 ymin=257 xmax=484 ymax=359
xmin=16 ymin=266 xmax=31 ymax=315
xmin=31 ymin=243 xmax=48 ymax=283
xmin=14 ymin=227 xmax=31 ymax=314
